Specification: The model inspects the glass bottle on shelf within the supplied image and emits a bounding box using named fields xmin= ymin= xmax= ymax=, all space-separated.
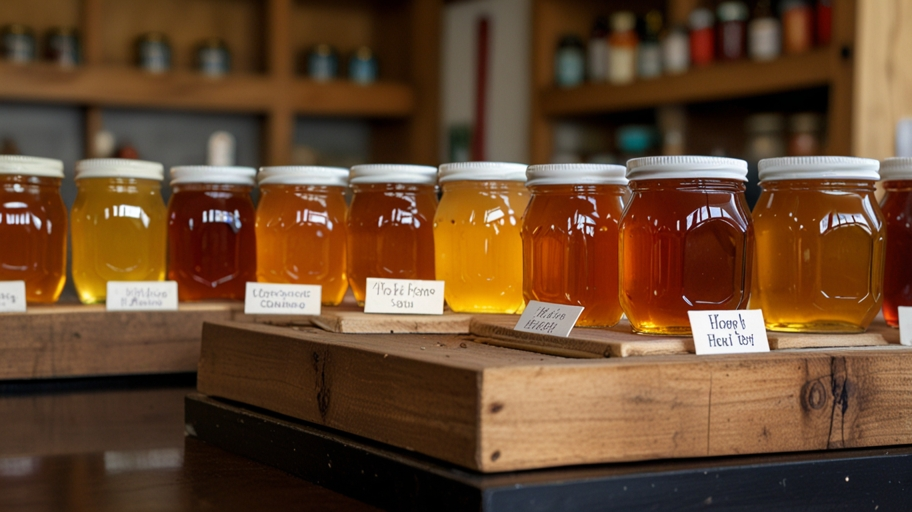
xmin=717 ymin=1 xmax=748 ymax=61
xmin=662 ymin=25 xmax=690 ymax=74
xmin=637 ymin=10 xmax=663 ymax=79
xmin=608 ymin=11 xmax=637 ymax=85
xmin=689 ymin=7 xmax=715 ymax=67
xmin=555 ymin=35 xmax=585 ymax=88
xmin=587 ymin=16 xmax=609 ymax=82
xmin=781 ymin=0 xmax=814 ymax=54
xmin=816 ymin=0 xmax=832 ymax=46
xmin=748 ymin=0 xmax=782 ymax=61
xmin=788 ymin=112 xmax=823 ymax=156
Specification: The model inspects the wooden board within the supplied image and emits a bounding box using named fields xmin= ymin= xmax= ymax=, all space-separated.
xmin=470 ymin=315 xmax=896 ymax=358
xmin=186 ymin=392 xmax=912 ymax=512
xmin=196 ymin=320 xmax=912 ymax=472
xmin=0 ymin=302 xmax=245 ymax=380
xmin=313 ymin=310 xmax=473 ymax=334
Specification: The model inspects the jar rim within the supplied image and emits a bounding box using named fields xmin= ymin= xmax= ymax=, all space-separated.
xmin=758 ymin=156 xmax=879 ymax=182
xmin=627 ymin=155 xmax=748 ymax=181
xmin=880 ymin=157 xmax=912 ymax=181
xmin=76 ymin=158 xmax=164 ymax=181
xmin=438 ymin=161 xmax=527 ymax=183
xmin=170 ymin=165 xmax=256 ymax=186
xmin=526 ymin=163 xmax=628 ymax=186
xmin=0 ymin=155 xmax=65 ymax=178
xmin=258 ymin=166 xmax=349 ymax=186
xmin=349 ymin=164 xmax=437 ymax=185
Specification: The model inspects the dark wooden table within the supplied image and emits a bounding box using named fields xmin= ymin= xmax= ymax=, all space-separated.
xmin=0 ymin=375 xmax=380 ymax=512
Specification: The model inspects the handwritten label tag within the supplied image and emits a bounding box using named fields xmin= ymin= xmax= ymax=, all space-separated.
xmin=245 ymin=282 xmax=321 ymax=315
xmin=900 ymin=307 xmax=912 ymax=346
xmin=0 ymin=281 xmax=27 ymax=313
xmin=363 ymin=278 xmax=445 ymax=315
xmin=106 ymin=281 xmax=179 ymax=311
xmin=514 ymin=300 xmax=584 ymax=337
xmin=688 ymin=309 xmax=770 ymax=355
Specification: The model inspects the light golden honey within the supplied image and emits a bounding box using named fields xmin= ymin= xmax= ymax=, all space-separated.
xmin=434 ymin=180 xmax=528 ymax=314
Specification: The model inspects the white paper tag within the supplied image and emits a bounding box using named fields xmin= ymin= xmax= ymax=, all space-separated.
xmin=514 ymin=300 xmax=585 ymax=337
xmin=245 ymin=282 xmax=322 ymax=315
xmin=899 ymin=307 xmax=912 ymax=346
xmin=688 ymin=309 xmax=770 ymax=355
xmin=0 ymin=281 xmax=27 ymax=313
xmin=106 ymin=281 xmax=179 ymax=311
xmin=363 ymin=278 xmax=445 ymax=315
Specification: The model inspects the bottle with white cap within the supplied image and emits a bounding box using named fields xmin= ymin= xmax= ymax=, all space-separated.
xmin=523 ymin=163 xmax=629 ymax=326
xmin=71 ymin=158 xmax=167 ymax=304
xmin=433 ymin=161 xmax=529 ymax=314
xmin=167 ymin=165 xmax=257 ymax=301
xmin=0 ymin=155 xmax=68 ymax=303
xmin=619 ymin=156 xmax=753 ymax=335
xmin=346 ymin=164 xmax=438 ymax=306
xmin=256 ymin=166 xmax=349 ymax=305
xmin=751 ymin=156 xmax=884 ymax=332
xmin=880 ymin=157 xmax=912 ymax=327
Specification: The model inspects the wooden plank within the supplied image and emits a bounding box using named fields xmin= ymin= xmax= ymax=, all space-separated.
xmin=291 ymin=80 xmax=415 ymax=118
xmin=539 ymin=49 xmax=833 ymax=116
xmin=197 ymin=321 xmax=912 ymax=472
xmin=0 ymin=302 xmax=243 ymax=380
xmin=312 ymin=311 xmax=473 ymax=334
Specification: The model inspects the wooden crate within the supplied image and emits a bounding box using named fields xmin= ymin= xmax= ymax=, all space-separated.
xmin=196 ymin=319 xmax=912 ymax=473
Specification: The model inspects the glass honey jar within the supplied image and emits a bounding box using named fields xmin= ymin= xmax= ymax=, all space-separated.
xmin=0 ymin=155 xmax=67 ymax=304
xmin=71 ymin=158 xmax=167 ymax=304
xmin=168 ymin=166 xmax=257 ymax=301
xmin=877 ymin=158 xmax=911 ymax=328
xmin=619 ymin=156 xmax=753 ymax=335
xmin=750 ymin=157 xmax=884 ymax=332
xmin=256 ymin=166 xmax=349 ymax=306
xmin=346 ymin=164 xmax=437 ymax=306
xmin=434 ymin=162 xmax=529 ymax=314
xmin=522 ymin=164 xmax=628 ymax=327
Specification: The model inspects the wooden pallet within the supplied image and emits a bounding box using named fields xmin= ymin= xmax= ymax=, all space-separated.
xmin=196 ymin=319 xmax=912 ymax=473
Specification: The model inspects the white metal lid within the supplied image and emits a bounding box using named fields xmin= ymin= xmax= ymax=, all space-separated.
xmin=879 ymin=157 xmax=912 ymax=181
xmin=75 ymin=158 xmax=164 ymax=181
xmin=258 ymin=166 xmax=349 ymax=187
xmin=626 ymin=156 xmax=748 ymax=181
xmin=0 ymin=155 xmax=65 ymax=178
xmin=438 ymin=161 xmax=528 ymax=183
xmin=758 ymin=156 xmax=880 ymax=182
xmin=526 ymin=163 xmax=628 ymax=187
xmin=349 ymin=164 xmax=438 ymax=185
xmin=170 ymin=165 xmax=257 ymax=186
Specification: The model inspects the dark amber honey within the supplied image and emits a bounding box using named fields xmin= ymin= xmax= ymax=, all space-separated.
xmin=882 ymin=179 xmax=912 ymax=327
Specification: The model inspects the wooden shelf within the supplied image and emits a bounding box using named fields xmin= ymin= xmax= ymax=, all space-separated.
xmin=292 ymin=80 xmax=414 ymax=118
xmin=540 ymin=49 xmax=834 ymax=117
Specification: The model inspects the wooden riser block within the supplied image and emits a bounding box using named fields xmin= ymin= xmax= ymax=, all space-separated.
xmin=470 ymin=315 xmax=897 ymax=358
xmin=313 ymin=311 xmax=473 ymax=334
xmin=197 ymin=320 xmax=912 ymax=473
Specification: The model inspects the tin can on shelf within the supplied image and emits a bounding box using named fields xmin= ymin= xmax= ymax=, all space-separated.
xmin=307 ymin=44 xmax=339 ymax=81
xmin=0 ymin=155 xmax=68 ymax=304
xmin=750 ymin=157 xmax=884 ymax=332
xmin=619 ymin=156 xmax=753 ymax=335
xmin=1 ymin=24 xmax=36 ymax=63
xmin=45 ymin=27 xmax=80 ymax=67
xmin=523 ymin=163 xmax=629 ymax=326
xmin=137 ymin=32 xmax=171 ymax=73
xmin=197 ymin=38 xmax=230 ymax=77
xmin=348 ymin=46 xmax=378 ymax=84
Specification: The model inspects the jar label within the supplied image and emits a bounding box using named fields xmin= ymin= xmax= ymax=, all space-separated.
xmin=688 ymin=310 xmax=770 ymax=355
xmin=106 ymin=281 xmax=179 ymax=311
xmin=513 ymin=300 xmax=584 ymax=337
xmin=0 ymin=281 xmax=27 ymax=313
xmin=900 ymin=307 xmax=912 ymax=346
xmin=364 ymin=278 xmax=444 ymax=315
xmin=245 ymin=282 xmax=321 ymax=316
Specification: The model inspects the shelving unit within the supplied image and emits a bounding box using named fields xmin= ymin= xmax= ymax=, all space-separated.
xmin=0 ymin=0 xmax=441 ymax=165
xmin=529 ymin=0 xmax=857 ymax=163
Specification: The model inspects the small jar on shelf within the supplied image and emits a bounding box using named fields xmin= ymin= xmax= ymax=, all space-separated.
xmin=608 ymin=11 xmax=637 ymax=84
xmin=662 ymin=25 xmax=690 ymax=74
xmin=781 ymin=0 xmax=814 ymax=54
xmin=136 ymin=32 xmax=171 ymax=73
xmin=196 ymin=38 xmax=231 ymax=77
xmin=716 ymin=1 xmax=748 ymax=61
xmin=307 ymin=44 xmax=339 ymax=81
xmin=689 ymin=7 xmax=715 ymax=67
xmin=587 ymin=16 xmax=609 ymax=82
xmin=748 ymin=0 xmax=782 ymax=61
xmin=45 ymin=27 xmax=80 ymax=67
xmin=348 ymin=46 xmax=378 ymax=84
xmin=1 ymin=24 xmax=36 ymax=63
xmin=555 ymin=34 xmax=585 ymax=88
xmin=788 ymin=112 xmax=824 ymax=156
xmin=637 ymin=10 xmax=663 ymax=79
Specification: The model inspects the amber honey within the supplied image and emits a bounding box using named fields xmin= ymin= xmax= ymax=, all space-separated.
xmin=880 ymin=165 xmax=912 ymax=327
xmin=434 ymin=162 xmax=529 ymax=314
xmin=256 ymin=167 xmax=349 ymax=306
xmin=0 ymin=156 xmax=67 ymax=304
xmin=167 ymin=167 xmax=257 ymax=301
xmin=71 ymin=159 xmax=167 ymax=304
xmin=619 ymin=157 xmax=753 ymax=335
xmin=346 ymin=165 xmax=438 ymax=305
xmin=522 ymin=164 xmax=628 ymax=327
xmin=750 ymin=157 xmax=884 ymax=332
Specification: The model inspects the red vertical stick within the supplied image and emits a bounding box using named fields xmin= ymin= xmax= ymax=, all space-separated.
xmin=472 ymin=17 xmax=489 ymax=161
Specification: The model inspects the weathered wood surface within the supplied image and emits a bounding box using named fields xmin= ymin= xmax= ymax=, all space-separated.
xmin=0 ymin=302 xmax=244 ymax=380
xmin=197 ymin=320 xmax=912 ymax=472
xmin=313 ymin=310 xmax=473 ymax=334
xmin=470 ymin=315 xmax=896 ymax=358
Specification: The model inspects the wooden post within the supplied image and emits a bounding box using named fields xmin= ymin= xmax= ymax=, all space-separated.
xmin=263 ymin=0 xmax=293 ymax=166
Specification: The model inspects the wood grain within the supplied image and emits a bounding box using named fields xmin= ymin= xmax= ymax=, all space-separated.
xmin=312 ymin=311 xmax=473 ymax=334
xmin=197 ymin=321 xmax=912 ymax=472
